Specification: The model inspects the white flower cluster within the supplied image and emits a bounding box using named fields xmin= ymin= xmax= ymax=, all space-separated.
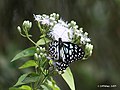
xmin=68 ymin=21 xmax=91 ymax=45
xmin=34 ymin=13 xmax=93 ymax=57
xmin=75 ymin=28 xmax=91 ymax=45
xmin=33 ymin=13 xmax=59 ymax=26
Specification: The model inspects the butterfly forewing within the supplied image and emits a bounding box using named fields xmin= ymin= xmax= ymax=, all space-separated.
xmin=63 ymin=42 xmax=84 ymax=63
xmin=49 ymin=40 xmax=59 ymax=60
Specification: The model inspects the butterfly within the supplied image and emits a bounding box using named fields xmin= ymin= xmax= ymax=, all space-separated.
xmin=49 ymin=38 xmax=85 ymax=71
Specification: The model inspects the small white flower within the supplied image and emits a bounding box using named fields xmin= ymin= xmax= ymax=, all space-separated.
xmin=50 ymin=16 xmax=55 ymax=21
xmin=34 ymin=53 xmax=39 ymax=60
xmin=71 ymin=20 xmax=76 ymax=25
xmin=56 ymin=14 xmax=60 ymax=19
xmin=84 ymin=32 xmax=88 ymax=36
xmin=50 ymin=13 xmax=59 ymax=20
xmin=41 ymin=18 xmax=50 ymax=25
xmin=34 ymin=14 xmax=50 ymax=25
xmin=79 ymin=28 xmax=83 ymax=33
xmin=40 ymin=52 xmax=43 ymax=56
xmin=49 ymin=17 xmax=57 ymax=26
xmin=58 ymin=19 xmax=68 ymax=27
xmin=23 ymin=20 xmax=32 ymax=27
xmin=33 ymin=14 xmax=41 ymax=21
xmin=42 ymin=47 xmax=45 ymax=51
xmin=68 ymin=20 xmax=77 ymax=28
xmin=17 ymin=26 xmax=21 ymax=33
xmin=38 ymin=55 xmax=41 ymax=59
xmin=50 ymin=13 xmax=56 ymax=17
xmin=80 ymin=32 xmax=91 ymax=44
xmin=74 ymin=29 xmax=81 ymax=36
xmin=50 ymin=23 xmax=73 ymax=41
xmin=74 ymin=25 xmax=78 ymax=29
xmin=74 ymin=28 xmax=83 ymax=36
xmin=85 ymin=43 xmax=93 ymax=56
xmin=22 ymin=20 xmax=32 ymax=30
xmin=42 ymin=14 xmax=49 ymax=18
xmin=39 ymin=47 xmax=43 ymax=50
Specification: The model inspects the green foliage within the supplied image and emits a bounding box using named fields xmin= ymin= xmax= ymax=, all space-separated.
xmin=19 ymin=85 xmax=32 ymax=90
xmin=11 ymin=47 xmax=36 ymax=62
xmin=10 ymin=13 xmax=93 ymax=90
xmin=62 ymin=67 xmax=75 ymax=90
xmin=45 ymin=79 xmax=60 ymax=90
xmin=9 ymin=87 xmax=24 ymax=90
xmin=9 ymin=85 xmax=32 ymax=90
xmin=40 ymin=77 xmax=60 ymax=90
xmin=19 ymin=60 xmax=37 ymax=69
xmin=21 ymin=73 xmax=40 ymax=84
xmin=36 ymin=37 xmax=51 ymax=46
xmin=14 ymin=73 xmax=30 ymax=86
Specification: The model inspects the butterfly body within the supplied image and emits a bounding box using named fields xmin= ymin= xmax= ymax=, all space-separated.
xmin=49 ymin=38 xmax=85 ymax=71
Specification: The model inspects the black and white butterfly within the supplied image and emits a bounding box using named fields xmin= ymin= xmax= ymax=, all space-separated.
xmin=49 ymin=38 xmax=85 ymax=71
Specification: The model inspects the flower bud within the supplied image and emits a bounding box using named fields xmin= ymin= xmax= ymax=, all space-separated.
xmin=74 ymin=25 xmax=78 ymax=29
xmin=36 ymin=47 xmax=40 ymax=54
xmin=34 ymin=53 xmax=39 ymax=60
xmin=71 ymin=20 xmax=76 ymax=25
xmin=44 ymin=53 xmax=47 ymax=57
xmin=17 ymin=26 xmax=21 ymax=33
xmin=22 ymin=20 xmax=32 ymax=31
xmin=84 ymin=32 xmax=88 ymax=36
xmin=42 ymin=47 xmax=46 ymax=52
xmin=85 ymin=43 xmax=93 ymax=56
xmin=39 ymin=47 xmax=43 ymax=50
xmin=56 ymin=14 xmax=59 ymax=19
xmin=40 ymin=52 xmax=43 ymax=56
xmin=38 ymin=55 xmax=41 ymax=59
xmin=50 ymin=17 xmax=55 ymax=21
xmin=79 ymin=28 xmax=83 ymax=33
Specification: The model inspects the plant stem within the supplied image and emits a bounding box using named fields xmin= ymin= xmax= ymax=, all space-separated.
xmin=27 ymin=35 xmax=37 ymax=45
xmin=42 ymin=74 xmax=49 ymax=84
xmin=38 ymin=22 xmax=43 ymax=33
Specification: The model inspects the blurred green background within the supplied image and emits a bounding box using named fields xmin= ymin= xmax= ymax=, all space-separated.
xmin=0 ymin=0 xmax=120 ymax=90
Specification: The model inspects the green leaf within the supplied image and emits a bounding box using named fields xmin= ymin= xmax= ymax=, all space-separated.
xmin=14 ymin=73 xmax=39 ymax=86
xmin=14 ymin=73 xmax=30 ymax=86
xmin=41 ymin=85 xmax=49 ymax=90
xmin=41 ymin=78 xmax=60 ymax=90
xmin=36 ymin=38 xmax=51 ymax=46
xmin=61 ymin=67 xmax=75 ymax=90
xmin=19 ymin=60 xmax=37 ymax=69
xmin=11 ymin=47 xmax=36 ymax=62
xmin=47 ymin=79 xmax=60 ymax=90
xmin=19 ymin=85 xmax=32 ymax=90
xmin=9 ymin=87 xmax=23 ymax=90
xmin=23 ymin=74 xmax=40 ymax=84
xmin=10 ymin=85 xmax=32 ymax=90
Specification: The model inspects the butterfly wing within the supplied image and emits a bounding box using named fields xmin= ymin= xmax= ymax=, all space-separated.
xmin=49 ymin=40 xmax=59 ymax=60
xmin=49 ymin=39 xmax=85 ymax=71
xmin=63 ymin=42 xmax=85 ymax=64
xmin=49 ymin=40 xmax=69 ymax=71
